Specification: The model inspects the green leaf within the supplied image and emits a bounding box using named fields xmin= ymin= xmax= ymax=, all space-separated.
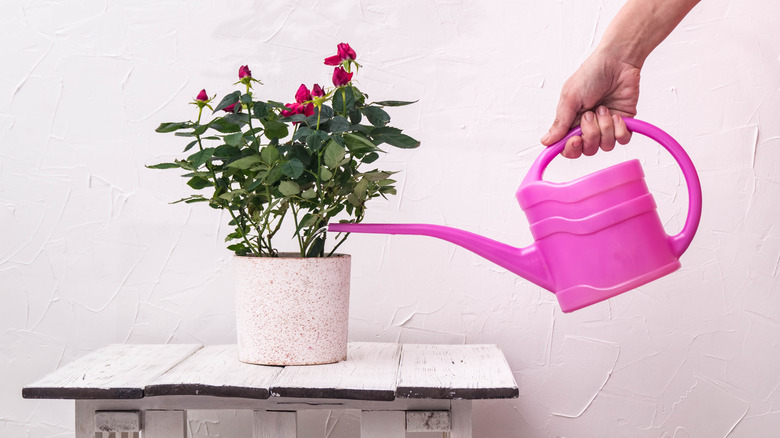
xmin=279 ymin=180 xmax=300 ymax=196
xmin=317 ymin=105 xmax=334 ymax=122
xmin=332 ymin=86 xmax=357 ymax=114
xmin=362 ymin=152 xmax=379 ymax=164
xmin=344 ymin=133 xmax=378 ymax=153
xmin=175 ymin=159 xmax=195 ymax=171
xmin=371 ymin=128 xmax=420 ymax=149
xmin=292 ymin=144 xmax=312 ymax=166
xmin=260 ymin=145 xmax=279 ymax=164
xmin=262 ymin=120 xmax=289 ymax=140
xmin=192 ymin=124 xmax=209 ymax=136
xmin=227 ymin=155 xmax=263 ymax=169
xmin=306 ymin=236 xmax=325 ymax=257
xmin=373 ymin=100 xmax=418 ymax=107
xmin=187 ymin=176 xmax=212 ymax=190
xmin=213 ymin=145 xmax=241 ymax=158
xmin=224 ymin=132 xmax=244 ymax=147
xmin=266 ymin=166 xmax=284 ymax=184
xmin=266 ymin=100 xmax=288 ymax=109
xmin=171 ymin=194 xmax=206 ymax=204
xmin=223 ymin=113 xmax=250 ymax=126
xmin=362 ymin=170 xmax=393 ymax=181
xmin=253 ymin=101 xmax=270 ymax=118
xmin=329 ymin=116 xmax=350 ymax=133
xmin=301 ymin=189 xmax=316 ymax=199
xmin=324 ymin=141 xmax=346 ymax=169
xmin=246 ymin=178 xmax=266 ymax=192
xmin=281 ymin=114 xmax=306 ymax=123
xmin=209 ymin=118 xmax=241 ymax=133
xmin=183 ymin=140 xmax=198 ymax=152
xmin=187 ymin=147 xmax=215 ymax=168
xmin=362 ymin=106 xmax=391 ymax=127
xmin=347 ymin=193 xmax=361 ymax=207
xmin=320 ymin=167 xmax=333 ymax=181
xmin=146 ymin=162 xmax=180 ymax=169
xmin=293 ymin=126 xmax=312 ymax=143
xmin=281 ymin=158 xmax=304 ymax=179
xmin=354 ymin=178 xmax=369 ymax=200
xmin=213 ymin=91 xmax=240 ymax=113
xmin=306 ymin=131 xmax=328 ymax=152
xmin=156 ymin=122 xmax=187 ymax=133
xmin=349 ymin=107 xmax=362 ymax=124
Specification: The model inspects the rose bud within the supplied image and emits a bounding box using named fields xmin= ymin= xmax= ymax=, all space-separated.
xmin=295 ymin=84 xmax=312 ymax=103
xmin=332 ymin=67 xmax=353 ymax=87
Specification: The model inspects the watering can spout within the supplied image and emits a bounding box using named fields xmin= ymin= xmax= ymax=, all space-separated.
xmin=327 ymin=223 xmax=555 ymax=291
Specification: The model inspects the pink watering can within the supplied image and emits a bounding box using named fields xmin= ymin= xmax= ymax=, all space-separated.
xmin=328 ymin=119 xmax=702 ymax=312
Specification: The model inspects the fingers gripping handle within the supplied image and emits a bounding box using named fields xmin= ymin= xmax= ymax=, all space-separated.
xmin=524 ymin=118 xmax=702 ymax=258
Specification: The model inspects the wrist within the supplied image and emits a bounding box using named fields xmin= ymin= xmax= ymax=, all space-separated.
xmin=595 ymin=33 xmax=649 ymax=70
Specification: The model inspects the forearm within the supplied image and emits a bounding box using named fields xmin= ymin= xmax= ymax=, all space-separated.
xmin=597 ymin=0 xmax=700 ymax=68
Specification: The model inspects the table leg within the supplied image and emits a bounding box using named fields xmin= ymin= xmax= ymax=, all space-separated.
xmin=254 ymin=410 xmax=297 ymax=438
xmin=360 ymin=411 xmax=405 ymax=438
xmin=75 ymin=401 xmax=96 ymax=438
xmin=450 ymin=400 xmax=472 ymax=438
xmin=144 ymin=410 xmax=187 ymax=438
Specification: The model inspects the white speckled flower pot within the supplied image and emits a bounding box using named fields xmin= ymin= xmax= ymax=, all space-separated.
xmin=234 ymin=253 xmax=350 ymax=365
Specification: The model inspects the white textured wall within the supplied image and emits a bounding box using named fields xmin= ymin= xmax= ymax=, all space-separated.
xmin=2 ymin=0 xmax=779 ymax=437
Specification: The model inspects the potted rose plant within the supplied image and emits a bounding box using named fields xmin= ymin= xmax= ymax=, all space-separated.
xmin=150 ymin=43 xmax=419 ymax=365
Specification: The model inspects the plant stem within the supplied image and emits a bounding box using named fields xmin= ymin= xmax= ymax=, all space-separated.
xmin=342 ymin=88 xmax=347 ymax=115
xmin=290 ymin=203 xmax=305 ymax=257
xmin=195 ymin=106 xmax=258 ymax=256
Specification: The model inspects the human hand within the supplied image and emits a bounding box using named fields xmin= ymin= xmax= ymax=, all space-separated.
xmin=540 ymin=50 xmax=641 ymax=158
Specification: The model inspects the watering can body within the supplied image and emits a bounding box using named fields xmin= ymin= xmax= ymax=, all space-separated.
xmin=328 ymin=119 xmax=702 ymax=312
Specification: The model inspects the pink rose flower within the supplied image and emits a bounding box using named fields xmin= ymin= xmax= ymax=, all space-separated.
xmin=222 ymin=103 xmax=240 ymax=113
xmin=281 ymin=102 xmax=314 ymax=120
xmin=311 ymin=84 xmax=325 ymax=98
xmin=332 ymin=67 xmax=353 ymax=87
xmin=337 ymin=43 xmax=356 ymax=61
xmin=238 ymin=65 xmax=252 ymax=79
xmin=196 ymin=89 xmax=208 ymax=101
xmin=281 ymin=103 xmax=303 ymax=118
xmin=295 ymin=84 xmax=312 ymax=103
xmin=324 ymin=43 xmax=356 ymax=66
xmin=324 ymin=55 xmax=341 ymax=66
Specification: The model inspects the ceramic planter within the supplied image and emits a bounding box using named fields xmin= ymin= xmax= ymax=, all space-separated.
xmin=234 ymin=253 xmax=350 ymax=365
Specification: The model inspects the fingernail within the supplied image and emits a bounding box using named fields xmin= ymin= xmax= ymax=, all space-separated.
xmin=597 ymin=106 xmax=608 ymax=116
xmin=612 ymin=114 xmax=621 ymax=123
xmin=541 ymin=133 xmax=550 ymax=144
xmin=572 ymin=137 xmax=582 ymax=149
xmin=583 ymin=112 xmax=594 ymax=122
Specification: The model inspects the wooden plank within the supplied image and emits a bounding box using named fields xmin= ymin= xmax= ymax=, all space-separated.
xmin=406 ymin=411 xmax=451 ymax=432
xmin=146 ymin=345 xmax=281 ymax=399
xmin=270 ymin=342 xmax=401 ymax=401
xmin=254 ymin=411 xmax=297 ymax=438
xmin=23 ymin=344 xmax=202 ymax=400
xmin=450 ymin=400 xmax=472 ymax=438
xmin=396 ymin=344 xmax=518 ymax=399
xmin=360 ymin=411 xmax=405 ymax=438
xmin=144 ymin=410 xmax=187 ymax=438
xmin=95 ymin=411 xmax=141 ymax=432
xmin=75 ymin=400 xmax=96 ymax=438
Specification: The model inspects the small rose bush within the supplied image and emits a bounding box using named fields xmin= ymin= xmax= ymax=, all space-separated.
xmin=151 ymin=44 xmax=419 ymax=257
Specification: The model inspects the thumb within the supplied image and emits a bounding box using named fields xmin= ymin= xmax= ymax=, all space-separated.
xmin=541 ymin=95 xmax=579 ymax=146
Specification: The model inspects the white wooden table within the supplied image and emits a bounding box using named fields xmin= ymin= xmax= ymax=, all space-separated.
xmin=24 ymin=342 xmax=517 ymax=437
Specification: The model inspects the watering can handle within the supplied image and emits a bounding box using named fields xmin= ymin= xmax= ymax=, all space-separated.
xmin=524 ymin=118 xmax=702 ymax=258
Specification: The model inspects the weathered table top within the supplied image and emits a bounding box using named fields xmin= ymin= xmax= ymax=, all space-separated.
xmin=23 ymin=342 xmax=518 ymax=402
